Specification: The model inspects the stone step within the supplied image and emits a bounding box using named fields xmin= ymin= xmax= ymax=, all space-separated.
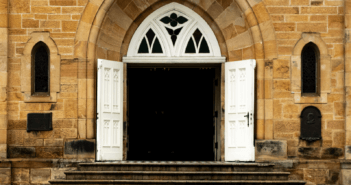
xmin=65 ymin=171 xmax=290 ymax=181
xmin=50 ymin=180 xmax=306 ymax=185
xmin=78 ymin=162 xmax=275 ymax=172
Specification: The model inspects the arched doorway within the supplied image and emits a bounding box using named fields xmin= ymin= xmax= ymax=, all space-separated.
xmin=96 ymin=2 xmax=256 ymax=162
xmin=125 ymin=2 xmax=224 ymax=161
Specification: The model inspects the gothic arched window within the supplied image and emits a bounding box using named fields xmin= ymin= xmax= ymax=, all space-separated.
xmin=126 ymin=3 xmax=223 ymax=61
xmin=301 ymin=42 xmax=319 ymax=96
xmin=31 ymin=42 xmax=50 ymax=95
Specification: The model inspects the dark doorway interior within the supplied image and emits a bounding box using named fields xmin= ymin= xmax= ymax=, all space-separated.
xmin=128 ymin=68 xmax=215 ymax=161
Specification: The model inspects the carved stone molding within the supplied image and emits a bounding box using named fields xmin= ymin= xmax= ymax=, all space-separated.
xmin=21 ymin=32 xmax=60 ymax=102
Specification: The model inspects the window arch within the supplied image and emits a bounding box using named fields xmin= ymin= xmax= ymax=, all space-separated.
xmin=124 ymin=2 xmax=225 ymax=63
xmin=31 ymin=41 xmax=50 ymax=95
xmin=301 ymin=42 xmax=320 ymax=96
xmin=21 ymin=32 xmax=60 ymax=102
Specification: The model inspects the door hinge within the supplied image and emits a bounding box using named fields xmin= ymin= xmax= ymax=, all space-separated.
xmin=214 ymin=111 xmax=218 ymax=118
xmin=215 ymin=142 xmax=218 ymax=149
xmin=214 ymin=79 xmax=219 ymax=86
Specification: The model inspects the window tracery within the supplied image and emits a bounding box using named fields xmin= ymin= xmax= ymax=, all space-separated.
xmin=127 ymin=3 xmax=223 ymax=59
xmin=185 ymin=29 xmax=210 ymax=54
xmin=138 ymin=29 xmax=163 ymax=54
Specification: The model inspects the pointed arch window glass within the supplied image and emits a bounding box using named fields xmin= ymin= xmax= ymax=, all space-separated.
xmin=185 ymin=29 xmax=210 ymax=54
xmin=138 ymin=29 xmax=163 ymax=54
xmin=301 ymin=42 xmax=319 ymax=95
xmin=32 ymin=42 xmax=50 ymax=94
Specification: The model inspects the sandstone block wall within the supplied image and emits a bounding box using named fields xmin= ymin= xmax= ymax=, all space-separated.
xmin=0 ymin=0 xmax=350 ymax=184
xmin=265 ymin=0 xmax=345 ymax=159
xmin=7 ymin=0 xmax=95 ymax=160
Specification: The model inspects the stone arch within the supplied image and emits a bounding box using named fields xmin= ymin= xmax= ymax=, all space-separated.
xmin=74 ymin=0 xmax=278 ymax=145
xmin=292 ymin=33 xmax=328 ymax=56
xmin=75 ymin=0 xmax=278 ymax=61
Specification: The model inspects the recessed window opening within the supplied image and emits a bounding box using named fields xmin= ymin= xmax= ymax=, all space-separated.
xmin=31 ymin=41 xmax=50 ymax=96
xmin=301 ymin=42 xmax=320 ymax=96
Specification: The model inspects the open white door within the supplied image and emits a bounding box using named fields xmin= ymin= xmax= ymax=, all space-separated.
xmin=97 ymin=59 xmax=123 ymax=161
xmin=225 ymin=59 xmax=256 ymax=161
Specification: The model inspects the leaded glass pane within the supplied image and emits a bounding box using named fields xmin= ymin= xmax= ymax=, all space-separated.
xmin=138 ymin=38 xmax=149 ymax=53
xmin=146 ymin=29 xmax=155 ymax=46
xmin=199 ymin=38 xmax=210 ymax=53
xmin=152 ymin=38 xmax=163 ymax=53
xmin=302 ymin=43 xmax=318 ymax=94
xmin=34 ymin=46 xmax=49 ymax=92
xmin=185 ymin=38 xmax=196 ymax=53
xmin=193 ymin=29 xmax=202 ymax=46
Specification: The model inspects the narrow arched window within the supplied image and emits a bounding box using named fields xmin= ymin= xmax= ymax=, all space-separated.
xmin=31 ymin=42 xmax=50 ymax=95
xmin=301 ymin=42 xmax=319 ymax=96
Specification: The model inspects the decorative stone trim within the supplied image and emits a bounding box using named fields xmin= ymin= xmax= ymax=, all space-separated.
xmin=21 ymin=32 xmax=60 ymax=103
xmin=291 ymin=33 xmax=330 ymax=104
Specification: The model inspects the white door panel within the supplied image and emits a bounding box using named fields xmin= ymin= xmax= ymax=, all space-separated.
xmin=225 ymin=60 xmax=255 ymax=161
xmin=97 ymin=59 xmax=124 ymax=161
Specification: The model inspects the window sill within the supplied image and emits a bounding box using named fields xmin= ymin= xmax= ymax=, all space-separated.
xmin=23 ymin=92 xmax=57 ymax=103
xmin=293 ymin=92 xmax=327 ymax=104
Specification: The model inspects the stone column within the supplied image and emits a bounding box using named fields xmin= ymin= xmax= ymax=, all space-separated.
xmin=0 ymin=0 xmax=8 ymax=158
xmin=345 ymin=0 xmax=351 ymax=159
xmin=264 ymin=59 xmax=274 ymax=139
xmin=78 ymin=58 xmax=87 ymax=139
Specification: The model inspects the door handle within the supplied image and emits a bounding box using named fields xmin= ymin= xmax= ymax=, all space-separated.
xmin=244 ymin=112 xmax=249 ymax=127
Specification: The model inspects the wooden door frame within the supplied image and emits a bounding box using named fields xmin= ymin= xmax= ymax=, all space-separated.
xmin=123 ymin=63 xmax=223 ymax=161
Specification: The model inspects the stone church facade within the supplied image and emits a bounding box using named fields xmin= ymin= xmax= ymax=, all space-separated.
xmin=0 ymin=0 xmax=350 ymax=184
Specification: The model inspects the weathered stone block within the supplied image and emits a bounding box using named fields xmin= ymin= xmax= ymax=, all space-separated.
xmin=44 ymin=139 xmax=63 ymax=146
xmin=255 ymin=140 xmax=287 ymax=160
xmin=12 ymin=168 xmax=29 ymax=183
xmin=51 ymin=167 xmax=76 ymax=180
xmin=321 ymin=147 xmax=343 ymax=159
xmin=23 ymin=138 xmax=43 ymax=146
xmin=50 ymin=0 xmax=77 ymax=6
xmin=267 ymin=7 xmax=299 ymax=14
xmin=291 ymin=0 xmax=309 ymax=5
xmin=342 ymin=169 xmax=351 ymax=185
xmin=273 ymin=79 xmax=290 ymax=91
xmin=64 ymin=99 xmax=78 ymax=118
xmin=62 ymin=6 xmax=84 ymax=13
xmin=64 ymin=139 xmax=95 ymax=159
xmin=0 ymin=168 xmax=11 ymax=184
xmin=296 ymin=23 xmax=327 ymax=32
xmin=40 ymin=20 xmax=60 ymax=28
xmin=31 ymin=6 xmax=61 ymax=13
xmin=274 ymin=120 xmax=299 ymax=133
xmin=54 ymin=128 xmax=77 ymax=139
xmin=298 ymin=147 xmax=320 ymax=159
xmin=9 ymin=0 xmax=30 ymax=13
xmin=327 ymin=120 xmax=344 ymax=130
xmin=333 ymin=131 xmax=345 ymax=147
xmin=36 ymin=147 xmax=63 ymax=158
xmin=30 ymin=168 xmax=51 ymax=184
xmin=22 ymin=19 xmax=40 ymax=28
xmin=8 ymin=146 xmax=35 ymax=158
xmin=62 ymin=21 xmax=78 ymax=32
xmin=8 ymin=130 xmax=27 ymax=145
xmin=207 ymin=1 xmax=224 ymax=20
xmin=273 ymin=60 xmax=289 ymax=78
xmin=304 ymin=169 xmax=328 ymax=184
xmin=301 ymin=7 xmax=337 ymax=14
